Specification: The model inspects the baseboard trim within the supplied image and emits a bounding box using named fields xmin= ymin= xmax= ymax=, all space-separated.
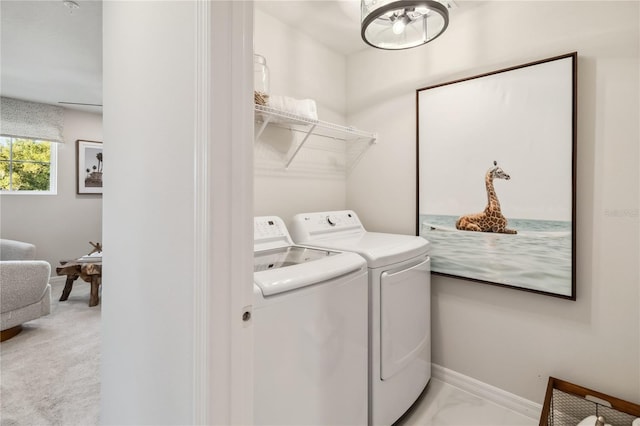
xmin=432 ymin=364 xmax=542 ymax=421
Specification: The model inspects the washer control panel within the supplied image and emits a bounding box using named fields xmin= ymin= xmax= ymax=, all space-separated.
xmin=254 ymin=216 xmax=292 ymax=249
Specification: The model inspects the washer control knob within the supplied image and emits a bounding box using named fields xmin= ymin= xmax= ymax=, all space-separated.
xmin=326 ymin=215 xmax=338 ymax=226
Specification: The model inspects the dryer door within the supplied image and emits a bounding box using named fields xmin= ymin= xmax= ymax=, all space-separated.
xmin=380 ymin=256 xmax=430 ymax=380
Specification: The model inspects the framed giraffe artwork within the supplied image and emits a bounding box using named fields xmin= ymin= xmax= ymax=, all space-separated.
xmin=416 ymin=52 xmax=577 ymax=299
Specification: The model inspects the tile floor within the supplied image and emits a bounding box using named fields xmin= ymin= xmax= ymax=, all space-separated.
xmin=396 ymin=379 xmax=539 ymax=426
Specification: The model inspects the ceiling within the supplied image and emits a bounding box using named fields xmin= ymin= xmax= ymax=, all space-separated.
xmin=1 ymin=0 xmax=103 ymax=112
xmin=255 ymin=0 xmax=364 ymax=55
xmin=1 ymin=0 xmax=474 ymax=113
xmin=254 ymin=0 xmax=466 ymax=56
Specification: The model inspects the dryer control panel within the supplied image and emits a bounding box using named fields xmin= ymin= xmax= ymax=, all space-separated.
xmin=290 ymin=210 xmax=365 ymax=242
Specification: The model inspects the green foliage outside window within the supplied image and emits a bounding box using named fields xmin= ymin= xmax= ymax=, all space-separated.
xmin=0 ymin=137 xmax=52 ymax=191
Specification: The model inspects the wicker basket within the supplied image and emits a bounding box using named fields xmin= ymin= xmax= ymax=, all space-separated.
xmin=540 ymin=377 xmax=640 ymax=426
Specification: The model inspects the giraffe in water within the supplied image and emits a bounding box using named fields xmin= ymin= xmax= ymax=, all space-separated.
xmin=455 ymin=161 xmax=517 ymax=234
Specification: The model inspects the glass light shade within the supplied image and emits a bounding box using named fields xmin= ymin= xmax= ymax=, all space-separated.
xmin=361 ymin=0 xmax=449 ymax=50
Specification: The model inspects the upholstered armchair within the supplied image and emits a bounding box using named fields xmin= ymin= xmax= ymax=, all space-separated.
xmin=0 ymin=239 xmax=52 ymax=341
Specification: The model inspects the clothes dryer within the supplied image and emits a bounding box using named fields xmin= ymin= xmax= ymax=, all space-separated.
xmin=290 ymin=210 xmax=431 ymax=426
xmin=253 ymin=216 xmax=368 ymax=425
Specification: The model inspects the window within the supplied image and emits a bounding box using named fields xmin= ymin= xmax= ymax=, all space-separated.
xmin=0 ymin=136 xmax=57 ymax=194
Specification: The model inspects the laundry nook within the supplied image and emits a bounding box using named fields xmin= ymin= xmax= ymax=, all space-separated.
xmin=1 ymin=1 xmax=638 ymax=425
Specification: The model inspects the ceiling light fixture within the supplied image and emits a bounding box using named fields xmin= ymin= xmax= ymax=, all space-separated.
xmin=392 ymin=14 xmax=410 ymax=35
xmin=361 ymin=0 xmax=449 ymax=50
xmin=63 ymin=0 xmax=80 ymax=14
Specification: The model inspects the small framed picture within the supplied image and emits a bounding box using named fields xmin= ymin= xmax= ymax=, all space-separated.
xmin=77 ymin=140 xmax=103 ymax=195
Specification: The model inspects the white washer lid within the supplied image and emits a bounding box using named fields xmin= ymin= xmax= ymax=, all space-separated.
xmin=254 ymin=249 xmax=366 ymax=296
xmin=300 ymin=232 xmax=429 ymax=269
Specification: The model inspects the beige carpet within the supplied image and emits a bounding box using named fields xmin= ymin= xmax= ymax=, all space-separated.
xmin=1 ymin=279 xmax=100 ymax=425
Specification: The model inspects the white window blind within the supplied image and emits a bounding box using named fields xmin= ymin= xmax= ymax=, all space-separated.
xmin=0 ymin=97 xmax=64 ymax=143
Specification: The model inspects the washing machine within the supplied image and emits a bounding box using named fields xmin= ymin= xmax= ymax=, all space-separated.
xmin=290 ymin=210 xmax=431 ymax=426
xmin=253 ymin=216 xmax=368 ymax=425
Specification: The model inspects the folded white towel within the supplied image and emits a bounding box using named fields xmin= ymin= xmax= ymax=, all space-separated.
xmin=576 ymin=415 xmax=611 ymax=426
xmin=267 ymin=95 xmax=318 ymax=122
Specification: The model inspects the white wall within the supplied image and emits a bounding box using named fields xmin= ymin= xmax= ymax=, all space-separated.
xmin=347 ymin=1 xmax=639 ymax=403
xmin=101 ymin=2 xmax=196 ymax=423
xmin=0 ymin=108 xmax=102 ymax=271
xmin=101 ymin=2 xmax=254 ymax=424
xmin=253 ymin=8 xmax=349 ymax=225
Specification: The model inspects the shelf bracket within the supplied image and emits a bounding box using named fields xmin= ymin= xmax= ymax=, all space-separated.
xmin=346 ymin=136 xmax=377 ymax=175
xmin=255 ymin=115 xmax=272 ymax=142
xmin=285 ymin=124 xmax=316 ymax=169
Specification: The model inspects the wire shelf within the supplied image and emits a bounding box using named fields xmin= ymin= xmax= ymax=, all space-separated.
xmin=254 ymin=104 xmax=377 ymax=170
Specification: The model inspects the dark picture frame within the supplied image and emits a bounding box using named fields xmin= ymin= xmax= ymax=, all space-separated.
xmin=76 ymin=140 xmax=103 ymax=195
xmin=416 ymin=52 xmax=577 ymax=299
